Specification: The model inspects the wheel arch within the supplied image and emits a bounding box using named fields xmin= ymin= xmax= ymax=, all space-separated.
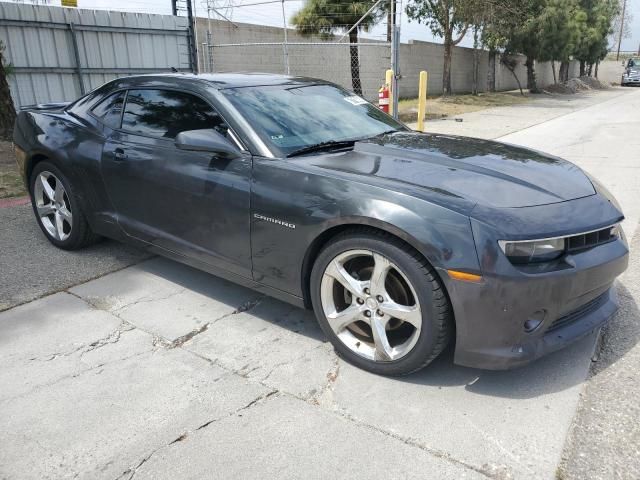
xmin=300 ymin=218 xmax=448 ymax=309
xmin=26 ymin=153 xmax=52 ymax=190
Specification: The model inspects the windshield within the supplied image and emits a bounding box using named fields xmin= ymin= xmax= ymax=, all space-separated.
xmin=221 ymin=83 xmax=405 ymax=157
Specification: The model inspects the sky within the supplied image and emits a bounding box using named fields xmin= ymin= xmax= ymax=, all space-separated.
xmin=23 ymin=0 xmax=640 ymax=52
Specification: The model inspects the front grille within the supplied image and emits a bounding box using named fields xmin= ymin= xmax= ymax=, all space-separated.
xmin=546 ymin=292 xmax=608 ymax=333
xmin=566 ymin=226 xmax=616 ymax=253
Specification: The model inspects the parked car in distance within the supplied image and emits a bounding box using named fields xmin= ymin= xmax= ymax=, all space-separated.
xmin=13 ymin=74 xmax=629 ymax=376
xmin=622 ymin=57 xmax=640 ymax=86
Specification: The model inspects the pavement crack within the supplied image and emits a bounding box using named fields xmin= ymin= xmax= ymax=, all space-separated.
xmin=117 ymin=449 xmax=156 ymax=480
xmin=159 ymin=296 xmax=266 ymax=350
xmin=196 ymin=390 xmax=279 ymax=431
xmin=168 ymin=432 xmax=188 ymax=445
xmin=27 ymin=321 xmax=135 ymax=363
xmin=168 ymin=322 xmax=212 ymax=348
xmin=111 ymin=289 xmax=188 ymax=313
xmin=2 ymin=349 xmax=151 ymax=405
xmin=309 ymin=354 xmax=340 ymax=407
xmin=328 ymin=408 xmax=507 ymax=480
xmin=117 ymin=390 xmax=279 ymax=480
xmin=232 ymin=296 xmax=265 ymax=316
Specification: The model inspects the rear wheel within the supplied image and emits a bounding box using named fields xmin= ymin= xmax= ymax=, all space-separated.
xmin=310 ymin=229 xmax=453 ymax=376
xmin=30 ymin=161 xmax=99 ymax=250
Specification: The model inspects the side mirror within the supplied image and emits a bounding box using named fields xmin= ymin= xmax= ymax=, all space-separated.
xmin=175 ymin=129 xmax=239 ymax=157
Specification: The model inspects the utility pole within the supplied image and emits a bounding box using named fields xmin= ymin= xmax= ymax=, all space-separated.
xmin=616 ymin=0 xmax=626 ymax=61
xmin=206 ymin=0 xmax=214 ymax=72
xmin=281 ymin=0 xmax=290 ymax=75
xmin=390 ymin=0 xmax=401 ymax=118
xmin=186 ymin=0 xmax=198 ymax=72
xmin=171 ymin=0 xmax=198 ymax=72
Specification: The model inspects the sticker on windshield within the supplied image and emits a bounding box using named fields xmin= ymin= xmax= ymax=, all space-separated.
xmin=343 ymin=95 xmax=368 ymax=106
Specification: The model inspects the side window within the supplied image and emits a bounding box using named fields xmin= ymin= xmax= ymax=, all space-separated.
xmin=91 ymin=91 xmax=125 ymax=128
xmin=121 ymin=89 xmax=229 ymax=139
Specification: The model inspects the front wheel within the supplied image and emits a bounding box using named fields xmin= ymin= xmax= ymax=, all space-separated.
xmin=310 ymin=230 xmax=453 ymax=376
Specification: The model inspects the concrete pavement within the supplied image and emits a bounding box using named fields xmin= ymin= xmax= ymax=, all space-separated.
xmin=1 ymin=88 xmax=639 ymax=479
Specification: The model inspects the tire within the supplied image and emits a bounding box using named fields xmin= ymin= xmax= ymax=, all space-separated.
xmin=29 ymin=161 xmax=100 ymax=250
xmin=310 ymin=228 xmax=453 ymax=376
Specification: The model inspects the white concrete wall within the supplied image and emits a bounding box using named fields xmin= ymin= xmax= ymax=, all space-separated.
xmin=598 ymin=60 xmax=626 ymax=85
xmin=199 ymin=19 xmax=580 ymax=100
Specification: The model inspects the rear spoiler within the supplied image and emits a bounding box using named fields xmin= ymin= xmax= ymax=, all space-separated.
xmin=20 ymin=102 xmax=72 ymax=112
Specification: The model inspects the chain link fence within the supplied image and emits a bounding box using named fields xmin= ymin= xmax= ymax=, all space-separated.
xmin=195 ymin=0 xmax=395 ymax=102
xmin=204 ymin=40 xmax=390 ymax=101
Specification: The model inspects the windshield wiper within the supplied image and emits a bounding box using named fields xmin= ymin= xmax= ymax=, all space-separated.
xmin=375 ymin=129 xmax=400 ymax=136
xmin=286 ymin=140 xmax=357 ymax=158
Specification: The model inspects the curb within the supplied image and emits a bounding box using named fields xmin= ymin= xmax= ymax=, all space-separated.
xmin=0 ymin=196 xmax=30 ymax=208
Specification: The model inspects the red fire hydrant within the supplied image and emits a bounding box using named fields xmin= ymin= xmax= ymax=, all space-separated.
xmin=378 ymin=84 xmax=390 ymax=113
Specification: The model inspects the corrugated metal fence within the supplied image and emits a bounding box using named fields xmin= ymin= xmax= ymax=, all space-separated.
xmin=0 ymin=2 xmax=194 ymax=108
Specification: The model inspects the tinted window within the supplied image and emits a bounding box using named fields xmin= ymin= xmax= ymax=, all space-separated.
xmin=222 ymin=84 xmax=403 ymax=157
xmin=91 ymin=91 xmax=125 ymax=128
xmin=121 ymin=89 xmax=227 ymax=139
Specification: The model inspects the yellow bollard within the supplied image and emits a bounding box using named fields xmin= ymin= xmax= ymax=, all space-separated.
xmin=385 ymin=69 xmax=394 ymax=116
xmin=417 ymin=71 xmax=428 ymax=132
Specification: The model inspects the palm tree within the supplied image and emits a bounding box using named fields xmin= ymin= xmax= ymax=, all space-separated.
xmin=292 ymin=0 xmax=383 ymax=95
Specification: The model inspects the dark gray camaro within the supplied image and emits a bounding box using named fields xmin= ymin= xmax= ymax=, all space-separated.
xmin=13 ymin=73 xmax=629 ymax=375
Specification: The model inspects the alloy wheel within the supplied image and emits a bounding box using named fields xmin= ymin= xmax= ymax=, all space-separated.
xmin=320 ymin=249 xmax=422 ymax=362
xmin=33 ymin=171 xmax=73 ymax=241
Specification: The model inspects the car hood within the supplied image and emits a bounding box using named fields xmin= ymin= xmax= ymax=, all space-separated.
xmin=297 ymin=132 xmax=595 ymax=209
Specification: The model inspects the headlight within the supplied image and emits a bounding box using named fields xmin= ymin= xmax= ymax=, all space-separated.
xmin=498 ymin=238 xmax=566 ymax=264
xmin=610 ymin=224 xmax=623 ymax=239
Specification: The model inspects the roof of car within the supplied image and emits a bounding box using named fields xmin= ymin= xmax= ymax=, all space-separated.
xmin=114 ymin=72 xmax=323 ymax=89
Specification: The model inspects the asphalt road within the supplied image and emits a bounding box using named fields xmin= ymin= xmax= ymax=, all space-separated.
xmin=0 ymin=88 xmax=638 ymax=480
xmin=0 ymin=203 xmax=150 ymax=311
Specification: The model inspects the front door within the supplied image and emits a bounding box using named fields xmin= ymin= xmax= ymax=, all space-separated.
xmin=101 ymin=88 xmax=252 ymax=278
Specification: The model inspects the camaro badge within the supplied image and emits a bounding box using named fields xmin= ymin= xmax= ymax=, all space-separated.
xmin=253 ymin=213 xmax=296 ymax=229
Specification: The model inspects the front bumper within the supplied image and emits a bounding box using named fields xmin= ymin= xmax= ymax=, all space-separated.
xmin=440 ymin=200 xmax=628 ymax=370
xmin=449 ymin=283 xmax=620 ymax=370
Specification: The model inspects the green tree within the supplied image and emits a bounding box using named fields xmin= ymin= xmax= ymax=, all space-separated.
xmin=481 ymin=1 xmax=522 ymax=91
xmin=466 ymin=0 xmax=521 ymax=94
xmin=536 ymin=0 xmax=582 ymax=83
xmin=502 ymin=0 xmax=548 ymax=93
xmin=292 ymin=0 xmax=383 ymax=95
xmin=0 ymin=40 xmax=16 ymax=142
xmin=405 ymin=0 xmax=472 ymax=95
xmin=574 ymin=0 xmax=618 ymax=76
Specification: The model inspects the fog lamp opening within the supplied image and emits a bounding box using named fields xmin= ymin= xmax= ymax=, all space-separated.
xmin=524 ymin=310 xmax=546 ymax=333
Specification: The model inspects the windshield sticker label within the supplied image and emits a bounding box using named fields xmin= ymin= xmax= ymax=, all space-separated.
xmin=344 ymin=95 xmax=368 ymax=106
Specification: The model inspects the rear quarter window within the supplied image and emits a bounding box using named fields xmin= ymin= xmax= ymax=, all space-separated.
xmin=91 ymin=91 xmax=126 ymax=128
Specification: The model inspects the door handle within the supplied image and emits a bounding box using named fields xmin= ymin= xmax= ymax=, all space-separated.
xmin=113 ymin=149 xmax=128 ymax=161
